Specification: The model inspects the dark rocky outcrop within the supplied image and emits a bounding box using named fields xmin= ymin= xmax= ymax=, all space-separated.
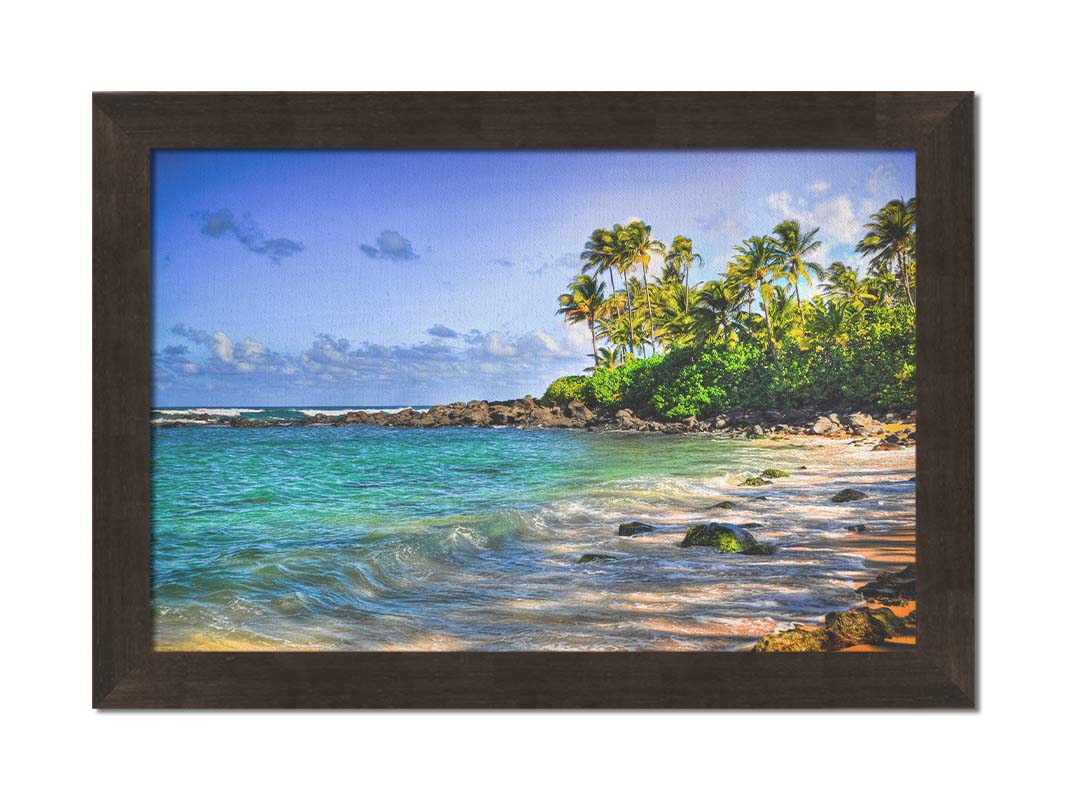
xmin=712 ymin=501 xmax=735 ymax=509
xmin=857 ymin=564 xmax=917 ymax=600
xmin=846 ymin=524 xmax=868 ymax=532
xmin=741 ymin=477 xmax=771 ymax=487
xmin=753 ymin=606 xmax=904 ymax=652
xmin=831 ymin=488 xmax=869 ymax=503
xmin=617 ymin=521 xmax=655 ymax=537
xmin=153 ymin=400 xmax=916 ymax=439
xmin=680 ymin=523 xmax=757 ymax=552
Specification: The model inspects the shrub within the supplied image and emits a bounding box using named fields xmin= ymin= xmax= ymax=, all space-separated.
xmin=540 ymin=375 xmax=593 ymax=406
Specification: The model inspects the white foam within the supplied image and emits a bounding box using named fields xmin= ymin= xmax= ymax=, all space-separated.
xmin=299 ymin=407 xmax=417 ymax=417
xmin=156 ymin=408 xmax=264 ymax=417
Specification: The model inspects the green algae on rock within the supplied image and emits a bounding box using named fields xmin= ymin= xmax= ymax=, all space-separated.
xmin=680 ymin=523 xmax=757 ymax=552
xmin=760 ymin=468 xmax=790 ymax=479
xmin=831 ymin=488 xmax=869 ymax=502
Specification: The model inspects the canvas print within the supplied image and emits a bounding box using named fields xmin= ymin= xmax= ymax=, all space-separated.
xmin=151 ymin=150 xmax=917 ymax=652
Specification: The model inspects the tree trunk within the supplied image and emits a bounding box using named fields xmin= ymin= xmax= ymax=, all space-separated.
xmin=794 ymin=280 xmax=805 ymax=324
xmin=898 ymin=251 xmax=915 ymax=308
xmin=590 ymin=319 xmax=599 ymax=367
xmin=763 ymin=293 xmax=779 ymax=367
xmin=684 ymin=262 xmax=691 ymax=313
xmin=642 ymin=265 xmax=656 ymax=355
xmin=622 ymin=271 xmax=638 ymax=356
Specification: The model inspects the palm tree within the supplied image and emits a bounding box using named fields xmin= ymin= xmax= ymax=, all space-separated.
xmin=580 ymin=227 xmax=630 ymax=351
xmin=804 ymin=295 xmax=851 ymax=347
xmin=652 ymin=280 xmax=694 ymax=349
xmin=557 ymin=274 xmax=605 ymax=368
xmin=619 ymin=221 xmax=665 ymax=354
xmin=820 ymin=261 xmax=875 ymax=311
xmin=728 ymin=236 xmax=783 ymax=366
xmin=691 ymin=280 xmax=744 ymax=346
xmin=771 ymin=220 xmax=823 ymax=323
xmin=665 ymin=235 xmax=703 ymax=313
xmin=856 ymin=197 xmax=917 ymax=307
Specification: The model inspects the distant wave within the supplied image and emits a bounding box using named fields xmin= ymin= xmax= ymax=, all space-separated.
xmin=155 ymin=408 xmax=265 ymax=417
xmin=151 ymin=406 xmax=423 ymax=424
xmin=299 ymin=407 xmax=416 ymax=417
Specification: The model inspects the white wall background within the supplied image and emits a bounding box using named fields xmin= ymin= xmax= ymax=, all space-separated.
xmin=1 ymin=2 xmax=1061 ymax=797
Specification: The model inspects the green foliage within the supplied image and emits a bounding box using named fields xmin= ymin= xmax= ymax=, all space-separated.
xmin=550 ymin=199 xmax=917 ymax=416
xmin=540 ymin=375 xmax=593 ymax=406
xmin=575 ymin=304 xmax=915 ymax=418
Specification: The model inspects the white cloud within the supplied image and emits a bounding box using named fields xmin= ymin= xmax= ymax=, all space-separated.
xmin=159 ymin=322 xmax=593 ymax=401
xmin=867 ymin=163 xmax=899 ymax=197
xmin=767 ymin=191 xmax=862 ymax=247
xmin=809 ymin=180 xmax=830 ymax=194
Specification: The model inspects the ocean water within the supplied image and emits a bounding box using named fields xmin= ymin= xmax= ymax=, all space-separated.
xmin=151 ymin=417 xmax=915 ymax=651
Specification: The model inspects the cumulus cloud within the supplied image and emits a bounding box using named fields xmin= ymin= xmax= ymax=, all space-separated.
xmin=360 ymin=230 xmax=419 ymax=261
xmin=196 ymin=210 xmax=304 ymax=264
xmin=156 ymin=322 xmax=590 ymax=401
xmin=809 ymin=179 xmax=830 ymax=194
xmin=767 ymin=191 xmax=863 ymax=246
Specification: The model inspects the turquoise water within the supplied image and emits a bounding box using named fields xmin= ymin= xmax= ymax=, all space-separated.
xmin=152 ymin=421 xmax=916 ymax=651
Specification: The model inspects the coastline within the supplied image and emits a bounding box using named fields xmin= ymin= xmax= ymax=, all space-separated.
xmin=153 ymin=397 xmax=916 ymax=443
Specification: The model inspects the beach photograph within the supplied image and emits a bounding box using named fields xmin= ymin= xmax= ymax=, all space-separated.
xmin=151 ymin=149 xmax=918 ymax=652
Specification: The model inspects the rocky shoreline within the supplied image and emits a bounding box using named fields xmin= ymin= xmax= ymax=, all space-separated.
xmin=154 ymin=397 xmax=916 ymax=444
xmin=752 ymin=565 xmax=917 ymax=652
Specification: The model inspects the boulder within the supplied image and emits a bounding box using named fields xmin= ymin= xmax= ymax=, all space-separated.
xmin=712 ymin=500 xmax=735 ymax=509
xmin=811 ymin=416 xmax=835 ymax=435
xmin=680 ymin=523 xmax=757 ymax=552
xmin=824 ymin=607 xmax=903 ymax=648
xmin=577 ymin=553 xmax=617 ymax=564
xmin=753 ymin=627 xmax=830 ymax=653
xmin=564 ymin=400 xmax=595 ymax=423
xmin=741 ymin=543 xmax=775 ymax=555
xmin=831 ymin=488 xmax=869 ymax=503
xmin=857 ymin=564 xmax=917 ymax=600
xmin=617 ymin=521 xmax=655 ymax=537
xmin=873 ymin=443 xmax=903 ymax=451
xmin=761 ymin=468 xmax=790 ymax=479
xmin=741 ymin=477 xmax=771 ymax=487
xmin=846 ymin=524 xmax=868 ymax=532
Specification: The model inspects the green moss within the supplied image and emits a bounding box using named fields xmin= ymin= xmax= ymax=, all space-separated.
xmin=831 ymin=488 xmax=869 ymax=503
xmin=680 ymin=523 xmax=756 ymax=552
xmin=760 ymin=468 xmax=790 ymax=479
xmin=741 ymin=477 xmax=771 ymax=487
xmin=713 ymin=500 xmax=735 ymax=509
xmin=741 ymin=544 xmax=775 ymax=555
xmin=753 ymin=627 xmax=829 ymax=653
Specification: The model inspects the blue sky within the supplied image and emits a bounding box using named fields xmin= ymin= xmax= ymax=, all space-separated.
xmin=152 ymin=149 xmax=914 ymax=407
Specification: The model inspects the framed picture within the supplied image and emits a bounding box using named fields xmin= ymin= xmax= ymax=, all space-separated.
xmin=93 ymin=92 xmax=974 ymax=708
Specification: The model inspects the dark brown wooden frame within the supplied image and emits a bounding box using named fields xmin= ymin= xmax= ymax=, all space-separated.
xmin=93 ymin=92 xmax=974 ymax=708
